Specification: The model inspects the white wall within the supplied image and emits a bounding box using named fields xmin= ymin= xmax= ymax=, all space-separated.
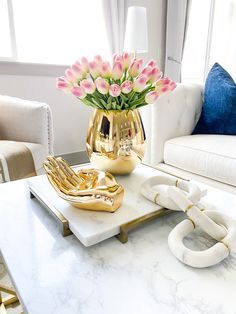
xmin=0 ymin=0 xmax=166 ymax=156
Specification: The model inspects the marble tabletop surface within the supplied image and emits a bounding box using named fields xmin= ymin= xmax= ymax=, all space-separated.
xmin=0 ymin=170 xmax=236 ymax=314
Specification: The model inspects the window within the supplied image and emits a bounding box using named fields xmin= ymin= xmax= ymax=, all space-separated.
xmin=0 ymin=0 xmax=110 ymax=65
xmin=0 ymin=0 xmax=15 ymax=60
xmin=208 ymin=0 xmax=236 ymax=80
xmin=182 ymin=0 xmax=236 ymax=83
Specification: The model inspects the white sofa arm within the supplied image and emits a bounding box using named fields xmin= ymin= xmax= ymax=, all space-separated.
xmin=150 ymin=83 xmax=203 ymax=165
xmin=0 ymin=95 xmax=54 ymax=155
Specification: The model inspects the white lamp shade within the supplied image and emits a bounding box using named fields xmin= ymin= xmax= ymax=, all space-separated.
xmin=124 ymin=6 xmax=148 ymax=53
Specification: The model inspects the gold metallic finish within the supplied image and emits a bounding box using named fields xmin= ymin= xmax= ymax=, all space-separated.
xmin=116 ymin=208 xmax=172 ymax=243
xmin=43 ymin=156 xmax=124 ymax=212
xmin=188 ymin=218 xmax=196 ymax=229
xmin=154 ymin=193 xmax=159 ymax=204
xmin=184 ymin=204 xmax=194 ymax=212
xmin=86 ymin=109 xmax=146 ymax=175
xmin=0 ymin=285 xmax=19 ymax=311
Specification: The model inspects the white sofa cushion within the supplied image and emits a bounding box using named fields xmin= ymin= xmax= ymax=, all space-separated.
xmin=164 ymin=135 xmax=236 ymax=186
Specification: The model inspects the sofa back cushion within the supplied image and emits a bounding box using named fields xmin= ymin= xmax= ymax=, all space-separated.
xmin=193 ymin=63 xmax=236 ymax=135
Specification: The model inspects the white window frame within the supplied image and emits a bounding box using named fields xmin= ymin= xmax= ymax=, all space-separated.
xmin=203 ymin=0 xmax=215 ymax=81
xmin=1 ymin=0 xmax=17 ymax=62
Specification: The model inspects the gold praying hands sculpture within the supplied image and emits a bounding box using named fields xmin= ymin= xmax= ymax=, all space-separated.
xmin=43 ymin=156 xmax=124 ymax=212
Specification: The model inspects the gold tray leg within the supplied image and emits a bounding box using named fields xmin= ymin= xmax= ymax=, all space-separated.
xmin=30 ymin=189 xmax=72 ymax=237
xmin=116 ymin=208 xmax=172 ymax=243
xmin=0 ymin=285 xmax=19 ymax=313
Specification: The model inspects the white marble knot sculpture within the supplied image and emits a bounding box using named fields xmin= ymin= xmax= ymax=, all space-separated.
xmin=141 ymin=176 xmax=236 ymax=268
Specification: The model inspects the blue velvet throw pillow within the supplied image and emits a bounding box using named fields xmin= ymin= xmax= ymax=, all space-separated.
xmin=193 ymin=63 xmax=236 ymax=135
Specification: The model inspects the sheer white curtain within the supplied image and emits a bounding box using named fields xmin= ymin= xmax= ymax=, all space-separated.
xmin=102 ymin=0 xmax=126 ymax=54
xmin=164 ymin=0 xmax=191 ymax=82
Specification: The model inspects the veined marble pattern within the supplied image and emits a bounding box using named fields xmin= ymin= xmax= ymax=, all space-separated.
xmin=0 ymin=168 xmax=236 ymax=314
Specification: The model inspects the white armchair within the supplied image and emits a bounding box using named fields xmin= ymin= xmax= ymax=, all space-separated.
xmin=0 ymin=95 xmax=54 ymax=182
xmin=152 ymin=83 xmax=236 ymax=194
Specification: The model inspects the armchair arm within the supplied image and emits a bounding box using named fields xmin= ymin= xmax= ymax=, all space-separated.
xmin=150 ymin=83 xmax=203 ymax=165
xmin=0 ymin=95 xmax=54 ymax=155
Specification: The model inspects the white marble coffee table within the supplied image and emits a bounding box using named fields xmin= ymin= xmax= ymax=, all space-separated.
xmin=0 ymin=164 xmax=236 ymax=314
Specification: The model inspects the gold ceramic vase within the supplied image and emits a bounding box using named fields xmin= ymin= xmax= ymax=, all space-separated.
xmin=86 ymin=109 xmax=146 ymax=175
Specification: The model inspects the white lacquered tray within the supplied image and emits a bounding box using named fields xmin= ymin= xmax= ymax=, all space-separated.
xmin=28 ymin=164 xmax=173 ymax=246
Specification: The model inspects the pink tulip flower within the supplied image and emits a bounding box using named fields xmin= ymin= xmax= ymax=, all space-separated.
xmin=57 ymin=76 xmax=66 ymax=82
xmin=80 ymin=80 xmax=96 ymax=94
xmin=109 ymin=84 xmax=121 ymax=97
xmin=81 ymin=57 xmax=89 ymax=72
xmin=123 ymin=52 xmax=131 ymax=70
xmin=141 ymin=66 xmax=153 ymax=79
xmin=71 ymin=86 xmax=86 ymax=99
xmin=94 ymin=55 xmax=103 ymax=65
xmin=148 ymin=68 xmax=162 ymax=84
xmin=114 ymin=55 xmax=124 ymax=66
xmin=56 ymin=77 xmax=70 ymax=90
xmin=121 ymin=80 xmax=133 ymax=94
xmin=156 ymin=78 xmax=172 ymax=91
xmin=147 ymin=60 xmax=157 ymax=68
xmin=128 ymin=59 xmax=141 ymax=78
xmin=65 ymin=68 xmax=77 ymax=82
xmin=133 ymin=75 xmax=148 ymax=92
xmin=137 ymin=58 xmax=144 ymax=67
xmin=95 ymin=77 xmax=109 ymax=94
xmin=112 ymin=61 xmax=123 ymax=80
xmin=56 ymin=81 xmax=69 ymax=90
xmin=155 ymin=78 xmax=177 ymax=94
xmin=161 ymin=78 xmax=172 ymax=85
xmin=145 ymin=91 xmax=159 ymax=104
xmin=161 ymin=86 xmax=171 ymax=93
xmin=89 ymin=61 xmax=100 ymax=78
xmin=169 ymin=81 xmax=177 ymax=90
xmin=71 ymin=63 xmax=86 ymax=80
xmin=100 ymin=62 xmax=112 ymax=79
xmin=112 ymin=53 xmax=118 ymax=64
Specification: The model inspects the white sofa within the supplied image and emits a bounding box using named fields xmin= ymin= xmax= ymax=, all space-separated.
xmin=152 ymin=83 xmax=236 ymax=194
xmin=0 ymin=95 xmax=54 ymax=182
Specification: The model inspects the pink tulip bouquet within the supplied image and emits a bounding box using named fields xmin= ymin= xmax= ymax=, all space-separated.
xmin=56 ymin=53 xmax=176 ymax=110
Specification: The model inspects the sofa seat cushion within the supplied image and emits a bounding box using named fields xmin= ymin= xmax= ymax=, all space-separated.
xmin=164 ymin=135 xmax=236 ymax=186
xmin=0 ymin=141 xmax=47 ymax=181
